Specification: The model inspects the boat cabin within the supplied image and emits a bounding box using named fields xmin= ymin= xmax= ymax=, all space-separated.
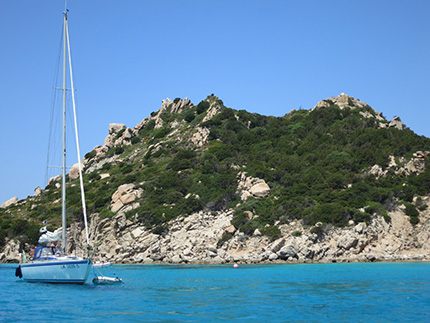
xmin=33 ymin=246 xmax=62 ymax=261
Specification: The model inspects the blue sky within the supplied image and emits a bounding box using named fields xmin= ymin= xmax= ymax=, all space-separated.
xmin=1 ymin=0 xmax=429 ymax=204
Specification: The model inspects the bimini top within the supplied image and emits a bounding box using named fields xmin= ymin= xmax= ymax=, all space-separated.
xmin=33 ymin=246 xmax=62 ymax=261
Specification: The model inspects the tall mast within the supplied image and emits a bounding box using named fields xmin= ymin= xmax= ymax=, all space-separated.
xmin=61 ymin=11 xmax=67 ymax=252
xmin=65 ymin=12 xmax=91 ymax=249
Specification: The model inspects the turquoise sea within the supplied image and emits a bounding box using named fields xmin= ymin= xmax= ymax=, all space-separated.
xmin=1 ymin=262 xmax=429 ymax=322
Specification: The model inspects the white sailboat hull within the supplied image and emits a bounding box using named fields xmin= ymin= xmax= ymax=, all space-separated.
xmin=20 ymin=259 xmax=92 ymax=284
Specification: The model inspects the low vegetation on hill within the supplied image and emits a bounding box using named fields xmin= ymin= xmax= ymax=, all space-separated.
xmin=2 ymin=94 xmax=430 ymax=248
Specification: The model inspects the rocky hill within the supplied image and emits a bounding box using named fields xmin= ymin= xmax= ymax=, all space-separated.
xmin=2 ymin=93 xmax=430 ymax=264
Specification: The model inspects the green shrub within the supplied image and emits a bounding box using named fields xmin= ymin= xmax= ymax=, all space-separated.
xmin=292 ymin=230 xmax=302 ymax=237
xmin=153 ymin=224 xmax=168 ymax=235
xmin=418 ymin=204 xmax=428 ymax=211
xmin=306 ymin=203 xmax=349 ymax=226
xmin=410 ymin=216 xmax=420 ymax=225
xmin=84 ymin=150 xmax=97 ymax=160
xmin=404 ymin=203 xmax=419 ymax=217
xmin=86 ymin=172 xmax=101 ymax=181
xmin=101 ymin=163 xmax=112 ymax=171
xmin=131 ymin=136 xmax=140 ymax=145
xmin=114 ymin=146 xmax=124 ymax=155
xmin=153 ymin=127 xmax=171 ymax=139
xmin=310 ymin=225 xmax=324 ymax=236
xmin=197 ymin=101 xmax=210 ymax=114
xmin=184 ymin=111 xmax=195 ymax=122
xmin=176 ymin=149 xmax=196 ymax=160
xmin=260 ymin=225 xmax=282 ymax=241
xmin=217 ymin=232 xmax=233 ymax=247
xmin=94 ymin=195 xmax=110 ymax=209
xmin=3 ymin=219 xmax=40 ymax=246
xmin=115 ymin=129 xmax=125 ymax=139
xmin=169 ymin=159 xmax=193 ymax=171
xmin=99 ymin=209 xmax=115 ymax=219
xmin=365 ymin=202 xmax=385 ymax=216
xmin=351 ymin=210 xmax=371 ymax=223
xmin=382 ymin=211 xmax=391 ymax=223
xmin=160 ymin=111 xmax=175 ymax=123
xmin=146 ymin=119 xmax=156 ymax=130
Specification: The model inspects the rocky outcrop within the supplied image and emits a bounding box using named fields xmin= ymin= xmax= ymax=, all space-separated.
xmin=321 ymin=94 xmax=408 ymax=133
xmin=103 ymin=123 xmax=136 ymax=148
xmin=145 ymin=97 xmax=193 ymax=130
xmin=314 ymin=93 xmax=368 ymax=110
xmin=0 ymin=239 xmax=20 ymax=262
xmin=202 ymin=101 xmax=223 ymax=123
xmin=378 ymin=116 xmax=405 ymax=130
xmin=73 ymin=198 xmax=430 ymax=264
xmin=190 ymin=127 xmax=210 ymax=147
xmin=110 ymin=183 xmax=143 ymax=213
xmin=1 ymin=197 xmax=18 ymax=208
xmin=3 ymin=193 xmax=430 ymax=264
xmin=237 ymin=172 xmax=271 ymax=200
xmin=388 ymin=116 xmax=404 ymax=130
xmin=313 ymin=93 xmax=391 ymax=127
xmin=84 ymin=147 xmax=121 ymax=174
xmin=69 ymin=162 xmax=83 ymax=180
xmin=104 ymin=123 xmax=126 ymax=147
xmin=368 ymin=151 xmax=430 ymax=178
xmin=34 ymin=186 xmax=42 ymax=197
xmin=109 ymin=123 xmax=127 ymax=135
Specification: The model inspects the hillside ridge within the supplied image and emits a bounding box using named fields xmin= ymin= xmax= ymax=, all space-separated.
xmin=2 ymin=93 xmax=430 ymax=264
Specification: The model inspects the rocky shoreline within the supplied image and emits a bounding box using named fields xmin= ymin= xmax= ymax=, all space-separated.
xmin=2 ymin=198 xmax=430 ymax=265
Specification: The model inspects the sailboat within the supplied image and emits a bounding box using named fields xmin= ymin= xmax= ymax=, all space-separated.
xmin=15 ymin=10 xmax=92 ymax=284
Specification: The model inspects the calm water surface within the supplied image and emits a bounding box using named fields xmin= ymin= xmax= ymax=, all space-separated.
xmin=1 ymin=262 xmax=429 ymax=322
